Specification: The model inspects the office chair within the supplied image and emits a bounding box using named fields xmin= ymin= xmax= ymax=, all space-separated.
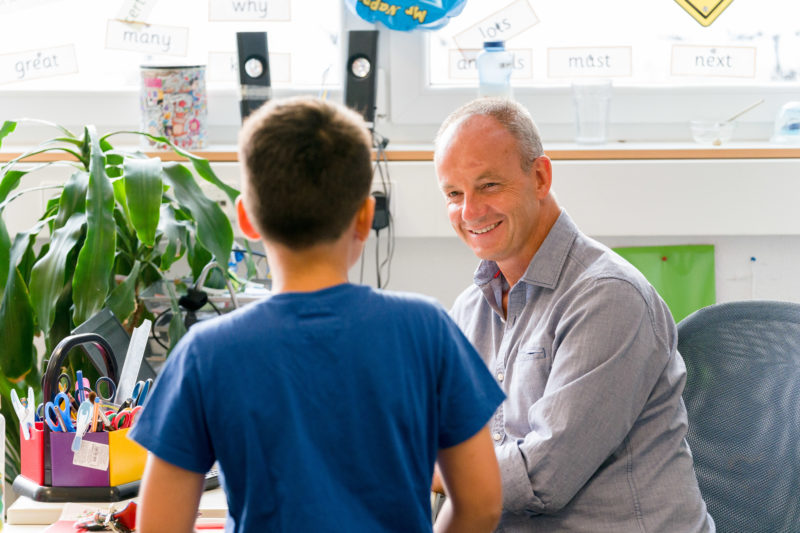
xmin=677 ymin=300 xmax=800 ymax=533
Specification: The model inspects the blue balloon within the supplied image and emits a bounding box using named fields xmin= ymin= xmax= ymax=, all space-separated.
xmin=345 ymin=0 xmax=467 ymax=32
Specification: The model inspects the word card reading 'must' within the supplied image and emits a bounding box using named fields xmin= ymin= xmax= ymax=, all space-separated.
xmin=208 ymin=0 xmax=290 ymax=21
xmin=106 ymin=20 xmax=189 ymax=56
xmin=0 ymin=44 xmax=78 ymax=85
xmin=453 ymin=0 xmax=539 ymax=51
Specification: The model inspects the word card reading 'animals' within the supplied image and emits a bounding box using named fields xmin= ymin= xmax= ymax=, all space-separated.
xmin=671 ymin=45 xmax=756 ymax=78
xmin=548 ymin=47 xmax=632 ymax=78
xmin=117 ymin=0 xmax=158 ymax=22
xmin=0 ymin=44 xmax=78 ymax=85
xmin=105 ymin=20 xmax=189 ymax=56
xmin=453 ymin=0 xmax=539 ymax=51
xmin=208 ymin=0 xmax=290 ymax=21
xmin=447 ymin=48 xmax=533 ymax=80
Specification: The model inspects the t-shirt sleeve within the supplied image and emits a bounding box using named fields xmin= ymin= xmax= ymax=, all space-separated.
xmin=128 ymin=331 xmax=215 ymax=474
xmin=435 ymin=308 xmax=505 ymax=449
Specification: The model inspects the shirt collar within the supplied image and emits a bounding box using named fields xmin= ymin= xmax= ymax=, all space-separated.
xmin=473 ymin=209 xmax=578 ymax=290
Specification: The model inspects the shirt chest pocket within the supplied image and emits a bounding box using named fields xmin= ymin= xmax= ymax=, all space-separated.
xmin=504 ymin=346 xmax=550 ymax=424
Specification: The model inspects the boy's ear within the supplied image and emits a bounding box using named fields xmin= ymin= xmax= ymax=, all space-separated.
xmin=236 ymin=196 xmax=261 ymax=241
xmin=355 ymin=195 xmax=376 ymax=241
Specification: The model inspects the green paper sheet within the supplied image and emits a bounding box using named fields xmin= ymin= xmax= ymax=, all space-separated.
xmin=613 ymin=244 xmax=715 ymax=323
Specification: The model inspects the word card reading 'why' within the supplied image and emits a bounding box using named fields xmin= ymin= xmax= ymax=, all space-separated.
xmin=208 ymin=0 xmax=290 ymax=21
xmin=453 ymin=0 xmax=539 ymax=51
xmin=106 ymin=20 xmax=189 ymax=56
xmin=0 ymin=44 xmax=78 ymax=85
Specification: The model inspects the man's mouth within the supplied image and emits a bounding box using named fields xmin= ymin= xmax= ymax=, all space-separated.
xmin=469 ymin=222 xmax=500 ymax=235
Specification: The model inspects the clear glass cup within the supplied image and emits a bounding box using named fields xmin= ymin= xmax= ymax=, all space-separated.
xmin=571 ymin=80 xmax=612 ymax=144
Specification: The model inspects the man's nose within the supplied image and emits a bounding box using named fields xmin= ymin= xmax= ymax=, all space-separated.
xmin=461 ymin=192 xmax=485 ymax=222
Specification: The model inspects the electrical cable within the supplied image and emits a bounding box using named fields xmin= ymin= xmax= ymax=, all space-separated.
xmin=370 ymin=128 xmax=395 ymax=289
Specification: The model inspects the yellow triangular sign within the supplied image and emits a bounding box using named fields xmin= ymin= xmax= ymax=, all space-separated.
xmin=674 ymin=0 xmax=734 ymax=27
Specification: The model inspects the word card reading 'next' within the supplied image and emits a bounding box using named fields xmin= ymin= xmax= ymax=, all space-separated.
xmin=117 ymin=0 xmax=158 ymax=22
xmin=0 ymin=44 xmax=78 ymax=85
xmin=448 ymin=48 xmax=533 ymax=80
xmin=208 ymin=0 xmax=290 ymax=21
xmin=548 ymin=47 xmax=632 ymax=78
xmin=106 ymin=20 xmax=189 ymax=56
xmin=207 ymin=51 xmax=291 ymax=83
xmin=671 ymin=45 xmax=756 ymax=78
xmin=453 ymin=0 xmax=539 ymax=51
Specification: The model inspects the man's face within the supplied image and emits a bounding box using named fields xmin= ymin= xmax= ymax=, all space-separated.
xmin=435 ymin=115 xmax=545 ymax=270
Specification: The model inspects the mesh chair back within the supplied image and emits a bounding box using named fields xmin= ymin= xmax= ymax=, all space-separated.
xmin=677 ymin=300 xmax=800 ymax=533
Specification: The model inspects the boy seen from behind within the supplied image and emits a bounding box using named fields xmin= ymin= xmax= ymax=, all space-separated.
xmin=130 ymin=97 xmax=505 ymax=533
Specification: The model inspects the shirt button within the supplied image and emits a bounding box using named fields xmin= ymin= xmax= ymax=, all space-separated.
xmin=493 ymin=432 xmax=503 ymax=441
xmin=496 ymin=372 xmax=505 ymax=382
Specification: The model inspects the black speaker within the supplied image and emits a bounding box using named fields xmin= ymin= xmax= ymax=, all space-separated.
xmin=236 ymin=32 xmax=272 ymax=121
xmin=345 ymin=30 xmax=379 ymax=125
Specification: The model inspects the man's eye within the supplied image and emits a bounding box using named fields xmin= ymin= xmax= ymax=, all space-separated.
xmin=482 ymin=182 xmax=498 ymax=190
xmin=447 ymin=191 xmax=462 ymax=198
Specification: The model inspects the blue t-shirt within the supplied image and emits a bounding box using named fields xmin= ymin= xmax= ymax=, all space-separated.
xmin=130 ymin=283 xmax=504 ymax=533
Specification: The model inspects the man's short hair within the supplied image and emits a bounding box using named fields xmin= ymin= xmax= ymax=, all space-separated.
xmin=238 ymin=97 xmax=373 ymax=249
xmin=434 ymin=98 xmax=543 ymax=172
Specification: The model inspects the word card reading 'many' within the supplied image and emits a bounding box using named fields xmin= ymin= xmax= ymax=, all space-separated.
xmin=207 ymin=51 xmax=291 ymax=83
xmin=117 ymin=0 xmax=158 ymax=22
xmin=0 ymin=44 xmax=78 ymax=85
xmin=548 ymin=47 xmax=632 ymax=78
xmin=453 ymin=0 xmax=539 ymax=51
xmin=106 ymin=20 xmax=189 ymax=56
xmin=208 ymin=0 xmax=290 ymax=21
xmin=671 ymin=45 xmax=756 ymax=78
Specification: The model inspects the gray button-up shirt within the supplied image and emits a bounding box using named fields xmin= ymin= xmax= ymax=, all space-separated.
xmin=451 ymin=210 xmax=714 ymax=532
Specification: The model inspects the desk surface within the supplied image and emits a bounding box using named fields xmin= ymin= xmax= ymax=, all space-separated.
xmin=5 ymin=486 xmax=227 ymax=531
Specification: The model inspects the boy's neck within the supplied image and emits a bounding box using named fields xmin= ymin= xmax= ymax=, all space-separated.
xmin=264 ymin=240 xmax=352 ymax=294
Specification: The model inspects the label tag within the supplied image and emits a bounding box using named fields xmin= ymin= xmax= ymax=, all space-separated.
xmin=207 ymin=51 xmax=291 ymax=83
xmin=208 ymin=0 xmax=291 ymax=21
xmin=671 ymin=45 xmax=756 ymax=78
xmin=673 ymin=0 xmax=734 ymax=27
xmin=547 ymin=47 xmax=632 ymax=78
xmin=453 ymin=0 xmax=539 ymax=51
xmin=0 ymin=44 xmax=78 ymax=85
xmin=73 ymin=440 xmax=110 ymax=471
xmin=116 ymin=0 xmax=158 ymax=22
xmin=105 ymin=20 xmax=189 ymax=56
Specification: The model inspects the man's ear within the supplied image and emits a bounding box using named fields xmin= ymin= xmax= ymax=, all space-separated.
xmin=236 ymin=196 xmax=261 ymax=241
xmin=532 ymin=155 xmax=553 ymax=199
xmin=354 ymin=195 xmax=376 ymax=241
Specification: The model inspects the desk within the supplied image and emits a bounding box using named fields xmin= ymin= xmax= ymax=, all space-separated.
xmin=4 ymin=486 xmax=227 ymax=531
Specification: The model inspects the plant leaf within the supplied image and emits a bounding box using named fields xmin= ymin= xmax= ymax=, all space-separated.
xmin=123 ymin=158 xmax=162 ymax=246
xmin=162 ymin=162 xmax=233 ymax=266
xmin=0 ymin=168 xmax=27 ymax=205
xmin=104 ymin=260 xmax=142 ymax=325
xmin=29 ymin=212 xmax=86 ymax=337
xmin=158 ymin=204 xmax=188 ymax=271
xmin=165 ymin=281 xmax=187 ymax=351
xmin=54 ymin=170 xmax=89 ymax=228
xmin=72 ymin=126 xmax=116 ymax=326
xmin=0 ymin=217 xmax=10 ymax=297
xmin=0 ymin=121 xmax=17 ymax=148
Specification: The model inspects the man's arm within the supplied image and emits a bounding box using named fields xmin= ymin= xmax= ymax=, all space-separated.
xmin=137 ymin=453 xmax=206 ymax=533
xmin=434 ymin=426 xmax=502 ymax=533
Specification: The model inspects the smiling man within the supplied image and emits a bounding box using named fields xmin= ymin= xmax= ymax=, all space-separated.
xmin=433 ymin=97 xmax=715 ymax=533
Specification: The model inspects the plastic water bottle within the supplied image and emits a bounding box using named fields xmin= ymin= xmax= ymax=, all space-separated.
xmin=476 ymin=41 xmax=514 ymax=98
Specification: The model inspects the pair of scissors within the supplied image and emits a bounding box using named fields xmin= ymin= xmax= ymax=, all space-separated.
xmin=44 ymin=392 xmax=76 ymax=432
xmin=130 ymin=379 xmax=152 ymax=407
xmin=58 ymin=371 xmax=117 ymax=404
xmin=107 ymin=405 xmax=143 ymax=430
xmin=10 ymin=386 xmax=37 ymax=440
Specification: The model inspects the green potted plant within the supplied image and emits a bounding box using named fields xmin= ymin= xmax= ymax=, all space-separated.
xmin=0 ymin=119 xmax=239 ymax=483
